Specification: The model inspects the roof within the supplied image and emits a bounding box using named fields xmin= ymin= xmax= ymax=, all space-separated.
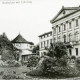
xmin=11 ymin=34 xmax=34 ymax=45
xmin=38 ymin=31 xmax=52 ymax=37
xmin=50 ymin=6 xmax=80 ymax=23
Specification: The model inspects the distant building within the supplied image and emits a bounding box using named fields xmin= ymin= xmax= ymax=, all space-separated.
xmin=38 ymin=31 xmax=52 ymax=57
xmin=11 ymin=34 xmax=34 ymax=61
xmin=50 ymin=6 xmax=80 ymax=57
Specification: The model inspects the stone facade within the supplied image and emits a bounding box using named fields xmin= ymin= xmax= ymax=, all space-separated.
xmin=39 ymin=31 xmax=52 ymax=57
xmin=50 ymin=6 xmax=80 ymax=57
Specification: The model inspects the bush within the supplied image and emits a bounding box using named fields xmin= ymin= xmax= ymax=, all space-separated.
xmin=1 ymin=49 xmax=15 ymax=61
xmin=49 ymin=66 xmax=79 ymax=77
xmin=71 ymin=56 xmax=76 ymax=59
xmin=41 ymin=56 xmax=78 ymax=77
xmin=75 ymin=57 xmax=80 ymax=71
xmin=6 ymin=60 xmax=21 ymax=67
xmin=27 ymin=56 xmax=39 ymax=67
xmin=27 ymin=56 xmax=79 ymax=77
xmin=2 ymin=70 xmax=23 ymax=79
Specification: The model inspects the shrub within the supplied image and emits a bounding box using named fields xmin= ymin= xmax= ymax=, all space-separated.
xmin=71 ymin=56 xmax=76 ymax=59
xmin=27 ymin=56 xmax=79 ymax=77
xmin=27 ymin=56 xmax=39 ymax=67
xmin=50 ymin=66 xmax=79 ymax=77
xmin=6 ymin=60 xmax=21 ymax=67
xmin=75 ymin=57 xmax=80 ymax=71
xmin=2 ymin=70 xmax=23 ymax=79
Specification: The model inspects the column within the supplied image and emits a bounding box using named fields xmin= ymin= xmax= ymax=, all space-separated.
xmin=72 ymin=18 xmax=75 ymax=42
xmin=78 ymin=16 xmax=80 ymax=41
xmin=66 ymin=21 xmax=68 ymax=42
xmin=61 ymin=23 xmax=63 ymax=42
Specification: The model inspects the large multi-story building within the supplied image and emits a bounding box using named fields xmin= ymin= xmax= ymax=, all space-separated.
xmin=11 ymin=34 xmax=34 ymax=61
xmin=38 ymin=31 xmax=52 ymax=57
xmin=50 ymin=6 xmax=80 ymax=57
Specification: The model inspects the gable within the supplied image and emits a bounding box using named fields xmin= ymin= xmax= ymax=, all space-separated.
xmin=51 ymin=6 xmax=80 ymax=23
xmin=54 ymin=9 xmax=76 ymax=21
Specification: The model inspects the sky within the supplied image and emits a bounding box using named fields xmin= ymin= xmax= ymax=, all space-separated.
xmin=0 ymin=0 xmax=80 ymax=45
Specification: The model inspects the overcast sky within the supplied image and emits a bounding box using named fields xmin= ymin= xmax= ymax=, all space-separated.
xmin=0 ymin=0 xmax=80 ymax=44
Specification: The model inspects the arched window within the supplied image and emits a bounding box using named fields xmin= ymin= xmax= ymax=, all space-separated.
xmin=63 ymin=35 xmax=66 ymax=43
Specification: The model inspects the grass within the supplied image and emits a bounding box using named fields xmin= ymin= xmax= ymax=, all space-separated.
xmin=0 ymin=65 xmax=31 ymax=79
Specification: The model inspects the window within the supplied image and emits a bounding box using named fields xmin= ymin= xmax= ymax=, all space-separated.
xmin=16 ymin=44 xmax=21 ymax=47
xmin=42 ymin=36 xmax=44 ymax=39
xmin=76 ymin=34 xmax=79 ymax=41
xmin=44 ymin=41 xmax=45 ymax=47
xmin=69 ymin=33 xmax=72 ymax=42
xmin=58 ymin=36 xmax=61 ymax=42
xmin=50 ymin=33 xmax=52 ymax=36
xmin=69 ymin=22 xmax=72 ymax=29
xmin=54 ymin=28 xmax=56 ymax=34
xmin=63 ymin=35 xmax=66 ymax=43
xmin=30 ymin=46 xmax=32 ymax=48
xmin=47 ymin=40 xmax=49 ymax=47
xmin=75 ymin=48 xmax=78 ymax=56
xmin=63 ymin=24 xmax=66 ymax=31
xmin=41 ymin=36 xmax=42 ymax=39
xmin=59 ymin=27 xmax=61 ymax=32
xmin=75 ymin=32 xmax=79 ymax=41
xmin=41 ymin=42 xmax=43 ymax=48
xmin=47 ymin=34 xmax=49 ymax=37
xmin=45 ymin=35 xmax=47 ymax=38
xmin=53 ymin=38 xmax=56 ymax=42
xmin=69 ymin=49 xmax=72 ymax=56
xmin=76 ymin=19 xmax=78 ymax=27
xmin=50 ymin=39 xmax=52 ymax=43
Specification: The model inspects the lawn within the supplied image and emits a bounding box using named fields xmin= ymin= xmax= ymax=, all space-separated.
xmin=0 ymin=66 xmax=32 ymax=79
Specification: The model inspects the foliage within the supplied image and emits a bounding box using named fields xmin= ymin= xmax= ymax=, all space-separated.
xmin=42 ymin=56 xmax=68 ymax=75
xmin=0 ymin=33 xmax=20 ymax=61
xmin=1 ymin=49 xmax=15 ymax=61
xmin=27 ymin=42 xmax=79 ymax=78
xmin=75 ymin=57 xmax=80 ymax=71
xmin=0 ymin=33 xmax=16 ymax=51
xmin=46 ymin=42 xmax=67 ymax=59
xmin=27 ymin=55 xmax=39 ymax=67
xmin=32 ymin=45 xmax=39 ymax=53
xmin=71 ymin=55 xmax=76 ymax=59
xmin=2 ymin=70 xmax=23 ymax=79
xmin=5 ymin=60 xmax=21 ymax=67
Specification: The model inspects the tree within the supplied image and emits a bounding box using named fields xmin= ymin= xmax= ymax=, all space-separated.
xmin=32 ymin=45 xmax=39 ymax=54
xmin=0 ymin=33 xmax=20 ymax=61
xmin=46 ymin=42 xmax=67 ymax=59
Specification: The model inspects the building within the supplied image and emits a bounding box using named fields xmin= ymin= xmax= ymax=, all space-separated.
xmin=50 ymin=6 xmax=80 ymax=57
xmin=38 ymin=31 xmax=52 ymax=57
xmin=11 ymin=34 xmax=34 ymax=61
